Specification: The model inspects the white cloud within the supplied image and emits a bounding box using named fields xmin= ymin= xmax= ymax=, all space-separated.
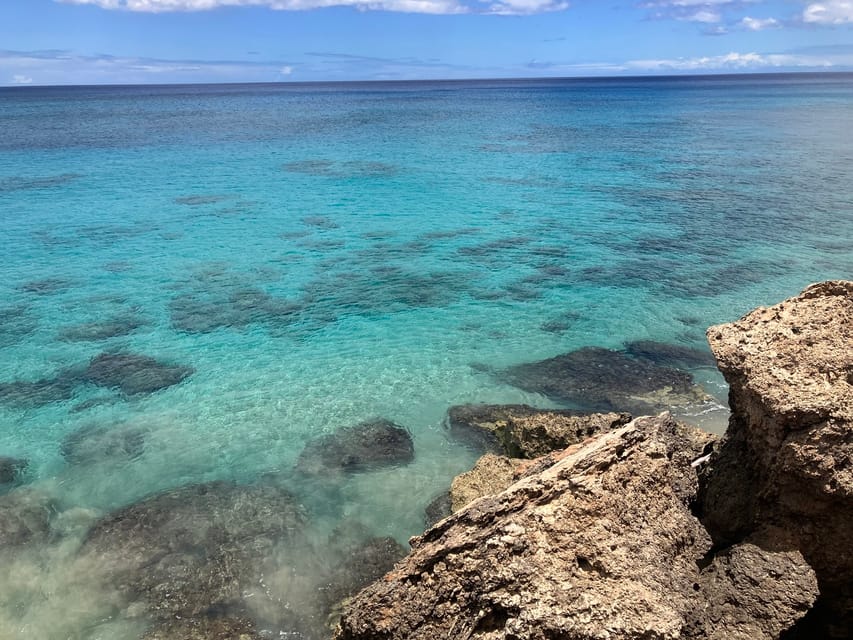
xmin=485 ymin=0 xmax=567 ymax=15
xmin=739 ymin=15 xmax=780 ymax=29
xmin=59 ymin=0 xmax=469 ymax=13
xmin=626 ymin=50 xmax=835 ymax=71
xmin=803 ymin=1 xmax=853 ymax=24
xmin=679 ymin=9 xmax=721 ymax=22
xmin=280 ymin=65 xmax=294 ymax=74
xmin=12 ymin=74 xmax=34 ymax=84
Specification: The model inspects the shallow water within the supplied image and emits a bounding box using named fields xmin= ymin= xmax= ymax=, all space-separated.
xmin=1 ymin=74 xmax=852 ymax=638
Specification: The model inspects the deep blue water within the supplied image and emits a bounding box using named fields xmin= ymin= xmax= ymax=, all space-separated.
xmin=1 ymin=73 xmax=852 ymax=638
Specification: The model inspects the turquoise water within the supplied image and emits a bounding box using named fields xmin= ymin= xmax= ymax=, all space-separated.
xmin=1 ymin=74 xmax=852 ymax=638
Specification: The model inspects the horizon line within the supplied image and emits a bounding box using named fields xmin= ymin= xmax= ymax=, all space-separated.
xmin=2 ymin=69 xmax=851 ymax=90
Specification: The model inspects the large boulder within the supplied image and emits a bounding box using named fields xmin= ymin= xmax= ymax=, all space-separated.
xmin=701 ymin=280 xmax=853 ymax=637
xmin=335 ymin=414 xmax=817 ymax=640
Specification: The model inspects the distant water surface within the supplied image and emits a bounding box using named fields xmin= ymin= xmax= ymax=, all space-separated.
xmin=1 ymin=73 xmax=852 ymax=638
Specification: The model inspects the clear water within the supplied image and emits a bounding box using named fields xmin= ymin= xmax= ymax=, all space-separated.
xmin=1 ymin=74 xmax=852 ymax=638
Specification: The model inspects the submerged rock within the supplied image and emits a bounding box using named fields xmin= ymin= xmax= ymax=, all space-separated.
xmin=0 ymin=375 xmax=77 ymax=409
xmin=57 ymin=315 xmax=146 ymax=342
xmin=446 ymin=403 xmax=631 ymax=457
xmin=423 ymin=492 xmax=452 ymax=528
xmin=61 ymin=423 xmax=147 ymax=465
xmin=296 ymin=419 xmax=415 ymax=475
xmin=501 ymin=346 xmax=710 ymax=414
xmin=0 ymin=489 xmax=54 ymax=548
xmin=81 ymin=481 xmax=309 ymax=621
xmin=0 ymin=456 xmax=28 ymax=487
xmin=334 ymin=414 xmax=816 ymax=640
xmin=624 ymin=339 xmax=717 ymax=369
xmin=701 ymin=280 xmax=853 ymax=637
xmin=82 ymin=352 xmax=194 ymax=395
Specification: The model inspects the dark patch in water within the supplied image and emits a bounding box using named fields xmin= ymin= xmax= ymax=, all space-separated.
xmin=57 ymin=314 xmax=147 ymax=342
xmin=174 ymin=194 xmax=229 ymax=206
xmin=500 ymin=346 xmax=702 ymax=415
xmin=18 ymin=278 xmax=74 ymax=295
xmin=0 ymin=306 xmax=37 ymax=347
xmin=623 ymin=340 xmax=716 ymax=369
xmin=82 ymin=352 xmax=194 ymax=395
xmin=0 ymin=489 xmax=54 ymax=547
xmin=170 ymin=287 xmax=301 ymax=334
xmin=419 ymin=227 xmax=481 ymax=241
xmin=0 ymin=375 xmax=77 ymax=409
xmin=69 ymin=396 xmax=122 ymax=413
xmin=540 ymin=311 xmax=582 ymax=334
xmin=280 ymin=230 xmax=311 ymax=240
xmin=0 ymin=457 xmax=28 ymax=489
xmin=61 ymin=423 xmax=147 ymax=465
xmin=295 ymin=419 xmax=414 ymax=476
xmin=301 ymin=216 xmax=340 ymax=230
xmin=283 ymin=159 xmax=399 ymax=178
xmin=103 ymin=261 xmax=133 ymax=273
xmin=0 ymin=173 xmax=82 ymax=193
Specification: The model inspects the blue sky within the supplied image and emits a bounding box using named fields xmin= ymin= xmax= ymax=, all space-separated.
xmin=1 ymin=0 xmax=852 ymax=84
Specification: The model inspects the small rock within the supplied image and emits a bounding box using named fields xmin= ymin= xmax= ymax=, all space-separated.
xmin=0 ymin=456 xmax=28 ymax=487
xmin=61 ymin=423 xmax=147 ymax=465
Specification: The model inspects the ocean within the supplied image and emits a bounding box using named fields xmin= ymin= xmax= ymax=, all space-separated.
xmin=1 ymin=73 xmax=852 ymax=638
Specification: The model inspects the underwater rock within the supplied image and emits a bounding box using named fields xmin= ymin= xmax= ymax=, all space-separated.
xmin=423 ymin=491 xmax=452 ymax=528
xmin=0 ymin=456 xmax=28 ymax=487
xmin=69 ymin=395 xmax=121 ymax=413
xmin=0 ymin=172 xmax=82 ymax=193
xmin=701 ymin=280 xmax=853 ymax=637
xmin=302 ymin=215 xmax=340 ymax=229
xmin=446 ymin=403 xmax=632 ymax=458
xmin=296 ymin=419 xmax=415 ymax=475
xmin=0 ymin=375 xmax=77 ymax=409
xmin=82 ymin=352 xmax=194 ymax=395
xmin=0 ymin=489 xmax=54 ymax=548
xmin=81 ymin=481 xmax=309 ymax=621
xmin=57 ymin=314 xmax=146 ymax=342
xmin=501 ymin=346 xmax=709 ymax=415
xmin=624 ymin=339 xmax=716 ymax=369
xmin=60 ymin=423 xmax=147 ymax=465
xmin=174 ymin=194 xmax=229 ymax=206
xmin=0 ymin=306 xmax=37 ymax=347
xmin=17 ymin=277 xmax=74 ymax=295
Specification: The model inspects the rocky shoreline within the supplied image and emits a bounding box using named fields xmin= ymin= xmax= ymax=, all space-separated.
xmin=335 ymin=281 xmax=852 ymax=640
xmin=1 ymin=281 xmax=848 ymax=639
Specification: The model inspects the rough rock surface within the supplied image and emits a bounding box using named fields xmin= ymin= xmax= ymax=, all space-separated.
xmin=449 ymin=454 xmax=523 ymax=513
xmin=296 ymin=419 xmax=414 ymax=475
xmin=701 ymin=280 xmax=853 ymax=637
xmin=446 ymin=403 xmax=631 ymax=457
xmin=500 ymin=347 xmax=711 ymax=415
xmin=141 ymin=616 xmax=263 ymax=640
xmin=335 ymin=414 xmax=817 ymax=640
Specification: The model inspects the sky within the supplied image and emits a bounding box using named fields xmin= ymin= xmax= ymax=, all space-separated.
xmin=0 ymin=0 xmax=852 ymax=85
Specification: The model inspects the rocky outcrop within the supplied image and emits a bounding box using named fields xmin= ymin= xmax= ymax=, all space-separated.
xmin=82 ymin=352 xmax=194 ymax=395
xmin=335 ymin=414 xmax=818 ymax=640
xmin=700 ymin=280 xmax=853 ymax=637
xmin=61 ymin=423 xmax=147 ymax=465
xmin=447 ymin=404 xmax=631 ymax=457
xmin=336 ymin=282 xmax=853 ymax=640
xmin=0 ymin=488 xmax=54 ymax=547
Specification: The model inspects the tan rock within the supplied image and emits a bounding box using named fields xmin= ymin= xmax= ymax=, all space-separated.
xmin=335 ymin=414 xmax=815 ymax=640
xmin=449 ymin=453 xmax=524 ymax=513
xmin=702 ymin=280 xmax=853 ymax=637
